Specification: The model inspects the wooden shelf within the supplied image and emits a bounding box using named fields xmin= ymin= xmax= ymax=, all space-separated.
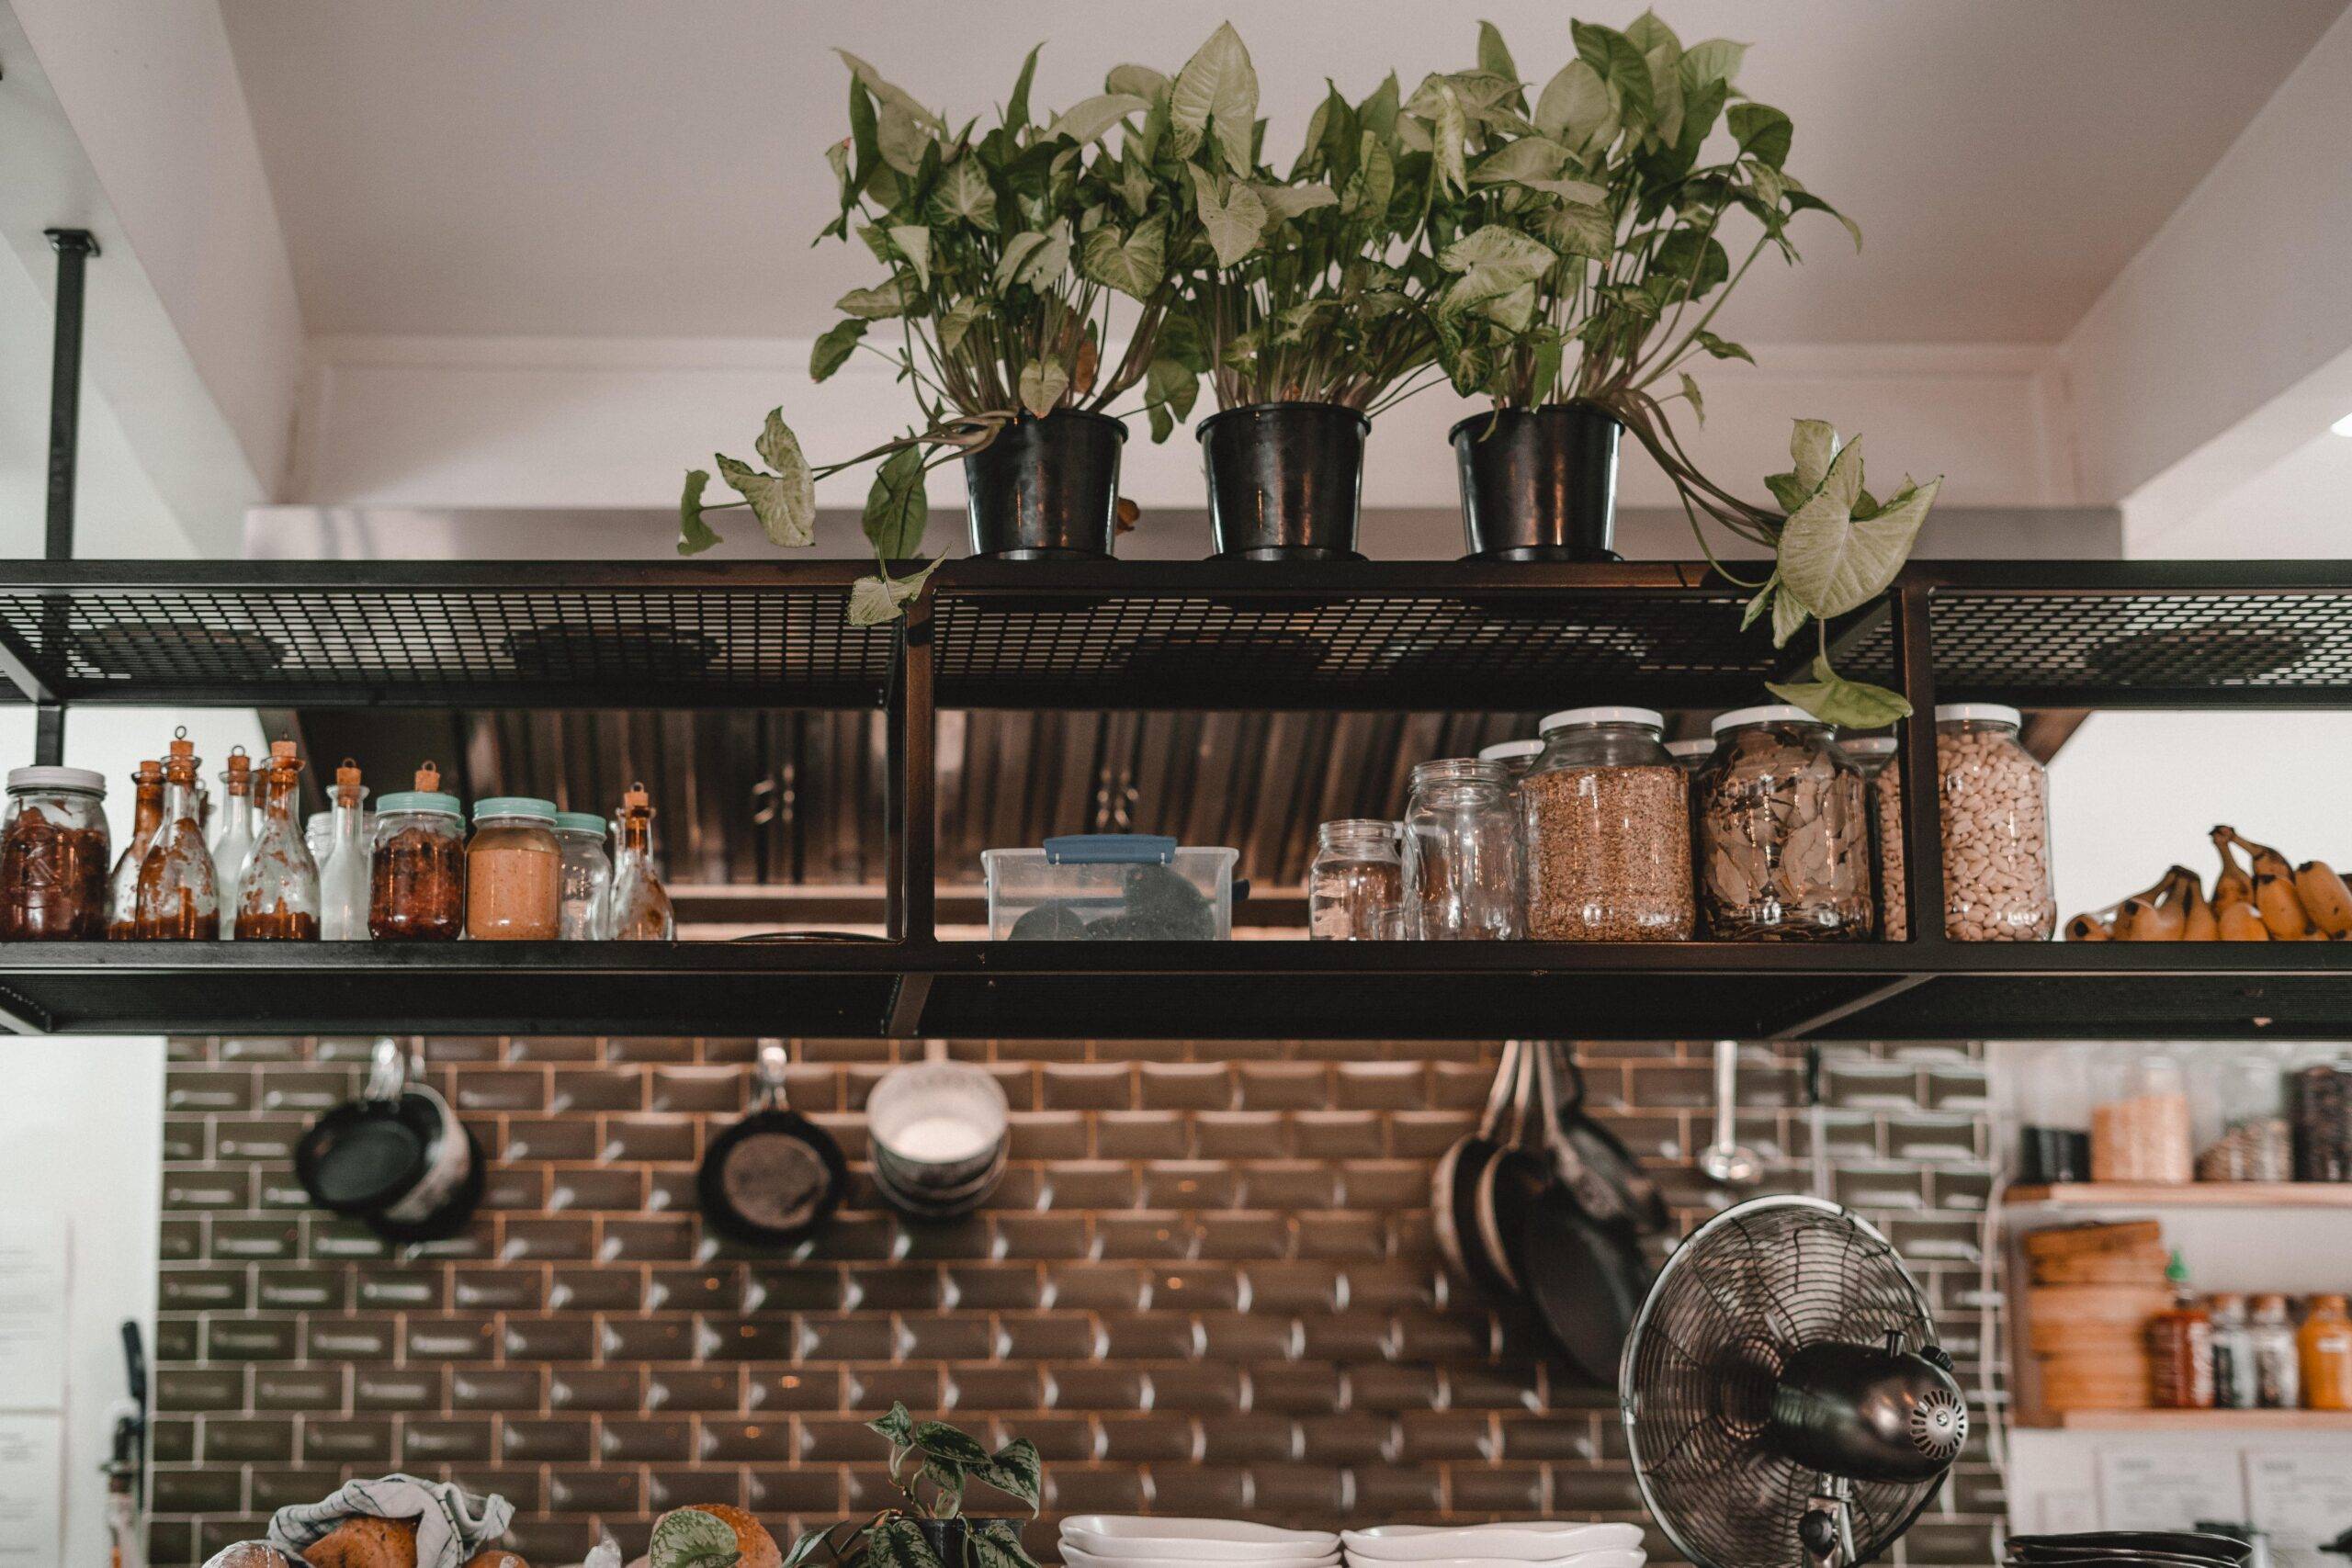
xmin=2008 ymin=1183 xmax=2352 ymax=1209
xmin=2036 ymin=1409 xmax=2352 ymax=1432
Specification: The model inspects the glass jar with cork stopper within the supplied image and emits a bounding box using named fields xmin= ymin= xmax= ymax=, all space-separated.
xmin=369 ymin=762 xmax=466 ymax=941
xmin=233 ymin=739 xmax=319 ymax=940
xmin=318 ymin=759 xmax=372 ymax=940
xmin=136 ymin=730 xmax=220 ymax=940
xmin=106 ymin=758 xmax=163 ymax=940
xmin=605 ymin=783 xmax=674 ymax=942
xmin=209 ymin=747 xmax=256 ymax=939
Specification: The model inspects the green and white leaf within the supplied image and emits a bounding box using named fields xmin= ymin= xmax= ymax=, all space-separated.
xmin=928 ymin=157 xmax=997 ymax=227
xmin=1170 ymin=21 xmax=1259 ymax=175
xmin=866 ymin=1402 xmax=917 ymax=1446
xmin=649 ymin=1507 xmax=743 ymax=1568
xmin=936 ymin=299 xmax=983 ymax=355
xmin=1049 ymin=93 xmax=1148 ymax=146
xmin=677 ymin=468 xmax=718 ymax=555
xmin=1679 ymin=370 xmax=1705 ymax=423
xmin=1010 ymin=220 xmax=1072 ymax=290
xmin=888 ymin=226 xmax=931 ymax=290
xmin=994 ymin=231 xmax=1049 ymax=291
xmin=810 ymin=318 xmax=868 ymax=382
xmin=912 ymin=1419 xmax=995 ymax=1468
xmin=1080 ymin=216 xmax=1167 ymax=299
xmin=862 ymin=445 xmax=929 ymax=559
xmin=1534 ymin=59 xmax=1615 ymax=148
xmin=1144 ymin=354 xmax=1198 ymax=443
xmin=1770 ymin=583 xmax=1810 ymax=647
xmin=1537 ymin=198 xmax=1616 ymax=259
xmin=1679 ymin=38 xmax=1747 ymax=88
xmin=1766 ymin=654 xmax=1914 ymax=728
xmin=1106 ymin=63 xmax=1170 ymax=101
xmin=1623 ymin=9 xmax=1682 ymax=59
xmin=978 ymin=1437 xmax=1045 ymax=1510
xmin=1789 ymin=419 xmax=1838 ymax=495
xmin=1476 ymin=20 xmax=1518 ymax=84
xmin=835 ymin=277 xmax=917 ymax=320
xmin=835 ymin=51 xmax=941 ymax=132
xmin=1018 ymin=358 xmax=1070 ymax=419
xmin=970 ymin=1521 xmax=1037 ymax=1568
xmin=1256 ymin=183 xmax=1338 ymax=226
xmin=1467 ymin=137 xmax=1573 ymax=187
xmin=1195 ymin=179 xmax=1268 ymax=267
xmin=1432 ymin=85 xmax=1468 ymax=194
xmin=864 ymin=1514 xmax=944 ymax=1568
xmin=1778 ymin=467 xmax=1941 ymax=620
xmin=707 ymin=410 xmax=817 ymax=549
xmin=1435 ymin=224 xmax=1555 ymax=321
xmin=782 ymin=1526 xmax=836 ymax=1568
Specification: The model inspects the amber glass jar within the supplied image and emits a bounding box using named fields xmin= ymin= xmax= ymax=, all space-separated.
xmin=370 ymin=763 xmax=466 ymax=941
xmin=466 ymin=796 xmax=560 ymax=940
xmin=0 ymin=767 xmax=109 ymax=940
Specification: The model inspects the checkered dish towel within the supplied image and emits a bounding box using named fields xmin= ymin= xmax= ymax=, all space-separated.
xmin=267 ymin=1473 xmax=514 ymax=1567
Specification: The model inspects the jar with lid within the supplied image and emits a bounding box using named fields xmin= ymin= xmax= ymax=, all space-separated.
xmin=0 ymin=767 xmax=109 ymax=940
xmin=1307 ymin=819 xmax=1402 ymax=941
xmin=2290 ymin=1051 xmax=2352 ymax=1181
xmin=2016 ymin=1041 xmax=2095 ymax=1185
xmin=2300 ymin=1295 xmax=2352 ymax=1410
xmin=2090 ymin=1048 xmax=2193 ymax=1184
xmin=1521 ymin=706 xmax=1692 ymax=942
xmin=1401 ymin=759 xmax=1520 ymax=941
xmin=1936 ymin=704 xmax=2055 ymax=941
xmin=369 ymin=763 xmax=465 ymax=942
xmin=232 ymin=739 xmax=318 ymax=941
xmin=1695 ymin=706 xmax=1872 ymax=941
xmin=105 ymin=759 xmax=164 ymax=940
xmin=1477 ymin=738 xmax=1544 ymax=787
xmin=605 ymin=784 xmax=675 ymax=942
xmin=1664 ymin=736 xmax=1715 ymax=776
xmin=137 ymin=730 xmax=222 ymax=940
xmin=1841 ymin=734 xmax=1905 ymax=939
xmin=466 ymin=797 xmax=560 ymax=940
xmin=555 ymin=812 xmax=613 ymax=940
xmin=2252 ymin=1294 xmax=2301 ymax=1407
xmin=2197 ymin=1046 xmax=2291 ymax=1182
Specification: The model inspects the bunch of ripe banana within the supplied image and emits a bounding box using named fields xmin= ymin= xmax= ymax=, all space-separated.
xmin=2065 ymin=826 xmax=2352 ymax=942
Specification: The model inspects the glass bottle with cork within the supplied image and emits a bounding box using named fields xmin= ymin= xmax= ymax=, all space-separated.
xmin=370 ymin=761 xmax=466 ymax=942
xmin=318 ymin=759 xmax=371 ymax=940
xmin=605 ymin=784 xmax=674 ymax=941
xmin=106 ymin=759 xmax=164 ymax=941
xmin=2145 ymin=1250 xmax=2214 ymax=1409
xmin=233 ymin=739 xmax=320 ymax=941
xmin=209 ymin=747 xmax=256 ymax=940
xmin=135 ymin=731 xmax=220 ymax=940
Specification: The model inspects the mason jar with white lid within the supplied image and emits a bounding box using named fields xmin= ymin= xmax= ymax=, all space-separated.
xmin=1697 ymin=704 xmax=1872 ymax=941
xmin=1521 ymin=706 xmax=1692 ymax=942
xmin=1935 ymin=702 xmax=2054 ymax=941
xmin=1477 ymin=737 xmax=1544 ymax=784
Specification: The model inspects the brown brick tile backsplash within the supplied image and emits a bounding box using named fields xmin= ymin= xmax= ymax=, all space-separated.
xmin=149 ymin=1036 xmax=1999 ymax=1568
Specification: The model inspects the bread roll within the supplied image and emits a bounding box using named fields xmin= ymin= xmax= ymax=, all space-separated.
xmin=302 ymin=1517 xmax=420 ymax=1568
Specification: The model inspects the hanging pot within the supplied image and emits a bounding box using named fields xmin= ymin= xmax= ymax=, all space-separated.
xmin=1514 ymin=1042 xmax=1651 ymax=1384
xmin=293 ymin=1037 xmax=483 ymax=1243
xmin=964 ymin=409 xmax=1127 ymax=559
xmin=867 ymin=1043 xmax=1011 ymax=1222
xmin=697 ymin=1040 xmax=847 ymax=1247
xmin=1198 ymin=401 xmax=1370 ymax=560
xmin=1452 ymin=403 xmax=1623 ymax=561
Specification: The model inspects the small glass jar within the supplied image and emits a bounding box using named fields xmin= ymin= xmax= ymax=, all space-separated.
xmin=0 ymin=767 xmax=110 ymax=941
xmin=1696 ymin=706 xmax=1872 ymax=941
xmin=1401 ymin=759 xmax=1520 ymax=941
xmin=1664 ymin=737 xmax=1716 ymax=776
xmin=465 ymin=796 xmax=560 ymax=941
xmin=1476 ymin=738 xmax=1544 ymax=787
xmin=1306 ymin=818 xmax=1402 ymax=941
xmin=2197 ymin=1046 xmax=2291 ymax=1182
xmin=369 ymin=773 xmax=467 ymax=942
xmin=1521 ymin=706 xmax=1691 ymax=942
xmin=555 ymin=813 xmax=613 ymax=941
xmin=1936 ymin=704 xmax=2054 ymax=942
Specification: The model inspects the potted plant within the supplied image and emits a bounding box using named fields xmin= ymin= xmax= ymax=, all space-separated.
xmin=779 ymin=1404 xmax=1041 ymax=1568
xmin=1108 ymin=28 xmax=1444 ymax=559
xmin=1417 ymin=14 xmax=1852 ymax=562
xmin=677 ymin=50 xmax=1182 ymax=621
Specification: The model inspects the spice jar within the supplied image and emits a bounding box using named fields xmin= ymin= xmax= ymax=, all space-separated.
xmin=555 ymin=812 xmax=613 ymax=941
xmin=466 ymin=796 xmax=560 ymax=940
xmin=2290 ymin=1053 xmax=2352 ymax=1181
xmin=1696 ymin=706 xmax=1872 ymax=941
xmin=369 ymin=764 xmax=466 ymax=942
xmin=232 ymin=739 xmax=319 ymax=941
xmin=137 ymin=730 xmax=222 ymax=940
xmin=0 ymin=767 xmax=109 ymax=940
xmin=1521 ymin=706 xmax=1692 ymax=942
xmin=2091 ymin=1049 xmax=2194 ymax=1184
xmin=1936 ymin=705 xmax=2055 ymax=942
xmin=1307 ymin=819 xmax=1402 ymax=941
xmin=2252 ymin=1294 xmax=2301 ymax=1407
xmin=106 ymin=759 xmax=163 ymax=940
xmin=1401 ymin=759 xmax=1520 ymax=941
xmin=2197 ymin=1047 xmax=2291 ymax=1182
xmin=2300 ymin=1295 xmax=2352 ymax=1410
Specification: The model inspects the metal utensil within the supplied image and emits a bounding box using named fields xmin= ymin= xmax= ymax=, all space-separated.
xmin=1698 ymin=1039 xmax=1761 ymax=1190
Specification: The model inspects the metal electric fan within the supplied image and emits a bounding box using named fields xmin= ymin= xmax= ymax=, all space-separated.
xmin=1619 ymin=1195 xmax=1968 ymax=1568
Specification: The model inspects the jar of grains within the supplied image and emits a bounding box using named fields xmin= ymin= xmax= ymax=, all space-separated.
xmin=369 ymin=764 xmax=467 ymax=941
xmin=1697 ymin=706 xmax=1873 ymax=941
xmin=0 ymin=767 xmax=110 ymax=940
xmin=1935 ymin=704 xmax=2054 ymax=941
xmin=1306 ymin=818 xmax=1403 ymax=941
xmin=1521 ymin=706 xmax=1692 ymax=942
xmin=465 ymin=796 xmax=560 ymax=940
xmin=1400 ymin=759 xmax=1521 ymax=941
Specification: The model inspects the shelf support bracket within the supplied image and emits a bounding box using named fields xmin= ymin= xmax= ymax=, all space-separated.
xmin=885 ymin=594 xmax=937 ymax=942
xmin=1893 ymin=584 xmax=1947 ymax=947
xmin=35 ymin=229 xmax=97 ymax=767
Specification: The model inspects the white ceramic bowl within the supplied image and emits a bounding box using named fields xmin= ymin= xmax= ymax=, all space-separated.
xmin=1340 ymin=1553 xmax=1644 ymax=1568
xmin=1065 ymin=1520 xmax=1342 ymax=1552
xmin=1340 ymin=1529 xmax=1645 ymax=1563
xmin=1061 ymin=1547 xmax=1337 ymax=1568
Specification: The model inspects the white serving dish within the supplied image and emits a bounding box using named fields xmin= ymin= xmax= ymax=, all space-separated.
xmin=1340 ymin=1529 xmax=1645 ymax=1563
xmin=1341 ymin=1553 xmax=1643 ymax=1568
xmin=1061 ymin=1546 xmax=1337 ymax=1568
xmin=1063 ymin=1519 xmax=1340 ymax=1554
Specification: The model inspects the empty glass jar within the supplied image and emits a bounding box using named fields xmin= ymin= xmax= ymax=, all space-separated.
xmin=1521 ymin=706 xmax=1692 ymax=942
xmin=555 ymin=812 xmax=613 ymax=940
xmin=1306 ymin=818 xmax=1402 ymax=941
xmin=1697 ymin=705 xmax=1872 ymax=941
xmin=1401 ymin=759 xmax=1520 ymax=941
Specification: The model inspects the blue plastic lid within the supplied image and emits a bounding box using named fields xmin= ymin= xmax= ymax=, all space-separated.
xmin=473 ymin=795 xmax=556 ymax=823
xmin=553 ymin=812 xmax=608 ymax=836
xmin=1044 ymin=834 xmax=1178 ymax=865
xmin=377 ymin=791 xmax=462 ymax=818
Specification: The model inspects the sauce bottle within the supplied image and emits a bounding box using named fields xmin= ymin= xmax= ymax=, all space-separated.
xmin=2146 ymin=1250 xmax=2213 ymax=1408
xmin=2252 ymin=1293 xmax=2301 ymax=1408
xmin=2299 ymin=1294 xmax=2352 ymax=1410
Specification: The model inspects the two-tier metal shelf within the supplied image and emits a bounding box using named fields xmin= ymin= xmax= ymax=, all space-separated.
xmin=0 ymin=557 xmax=2346 ymax=1039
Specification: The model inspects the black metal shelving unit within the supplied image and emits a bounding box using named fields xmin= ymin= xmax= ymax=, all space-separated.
xmin=0 ymin=556 xmax=2346 ymax=1039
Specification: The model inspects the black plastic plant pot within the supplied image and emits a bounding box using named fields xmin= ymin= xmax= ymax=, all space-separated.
xmin=1452 ymin=403 xmax=1623 ymax=561
xmin=917 ymin=1518 xmax=1012 ymax=1568
xmin=1199 ymin=401 xmax=1371 ymax=560
xmin=964 ymin=409 xmax=1127 ymax=559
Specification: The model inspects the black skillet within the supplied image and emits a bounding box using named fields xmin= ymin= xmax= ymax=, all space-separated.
xmin=1549 ymin=1049 xmax=1669 ymax=1238
xmin=1516 ymin=1042 xmax=1652 ymax=1384
xmin=1433 ymin=1041 xmax=1523 ymax=1298
xmin=1471 ymin=1042 xmax=1551 ymax=1297
xmin=697 ymin=1040 xmax=847 ymax=1247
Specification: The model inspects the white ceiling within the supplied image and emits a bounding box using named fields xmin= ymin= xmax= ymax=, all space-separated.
xmin=219 ymin=0 xmax=2346 ymax=344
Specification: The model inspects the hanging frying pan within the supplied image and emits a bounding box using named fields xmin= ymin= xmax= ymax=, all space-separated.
xmin=293 ymin=1037 xmax=484 ymax=1243
xmin=1432 ymin=1040 xmax=1522 ymax=1295
xmin=1471 ymin=1042 xmax=1551 ymax=1297
xmin=697 ymin=1040 xmax=846 ymax=1247
xmin=1516 ymin=1042 xmax=1650 ymax=1384
xmin=1549 ymin=1048 xmax=1669 ymax=1238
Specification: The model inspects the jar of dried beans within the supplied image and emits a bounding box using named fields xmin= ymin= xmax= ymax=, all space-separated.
xmin=0 ymin=767 xmax=110 ymax=940
xmin=1935 ymin=704 xmax=2054 ymax=941
xmin=1521 ymin=706 xmax=1692 ymax=942
xmin=465 ymin=796 xmax=560 ymax=941
xmin=1697 ymin=705 xmax=1872 ymax=941
xmin=369 ymin=764 xmax=466 ymax=941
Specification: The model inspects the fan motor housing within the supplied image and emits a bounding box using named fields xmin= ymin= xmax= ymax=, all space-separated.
xmin=1767 ymin=1340 xmax=1968 ymax=1483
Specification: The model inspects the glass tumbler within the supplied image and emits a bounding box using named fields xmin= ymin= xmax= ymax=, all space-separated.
xmin=1401 ymin=759 xmax=1521 ymax=941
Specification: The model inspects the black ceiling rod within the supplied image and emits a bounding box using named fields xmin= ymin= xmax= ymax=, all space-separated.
xmin=37 ymin=229 xmax=98 ymax=766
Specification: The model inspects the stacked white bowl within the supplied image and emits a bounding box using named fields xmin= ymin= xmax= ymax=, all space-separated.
xmin=1061 ymin=1517 xmax=1342 ymax=1568
xmin=1340 ymin=1523 xmax=1646 ymax=1568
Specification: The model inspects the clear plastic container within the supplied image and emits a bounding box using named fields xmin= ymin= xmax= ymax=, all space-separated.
xmin=555 ymin=812 xmax=613 ymax=941
xmin=1521 ymin=706 xmax=1691 ymax=942
xmin=1402 ymin=759 xmax=1521 ymax=941
xmin=1696 ymin=706 xmax=1873 ymax=942
xmin=1306 ymin=818 xmax=1401 ymax=941
xmin=985 ymin=836 xmax=1237 ymax=941
xmin=1937 ymin=704 xmax=2055 ymax=942
xmin=0 ymin=766 xmax=109 ymax=941
xmin=466 ymin=797 xmax=561 ymax=941
xmin=370 ymin=767 xmax=466 ymax=942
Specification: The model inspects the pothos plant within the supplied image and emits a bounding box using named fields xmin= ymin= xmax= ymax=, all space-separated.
xmin=1101 ymin=26 xmax=1444 ymax=423
xmin=676 ymin=49 xmax=1181 ymax=624
xmin=775 ymin=1404 xmax=1042 ymax=1568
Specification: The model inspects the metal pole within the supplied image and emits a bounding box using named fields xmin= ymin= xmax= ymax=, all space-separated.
xmin=38 ymin=229 xmax=97 ymax=766
xmin=1893 ymin=583 xmax=1946 ymax=946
